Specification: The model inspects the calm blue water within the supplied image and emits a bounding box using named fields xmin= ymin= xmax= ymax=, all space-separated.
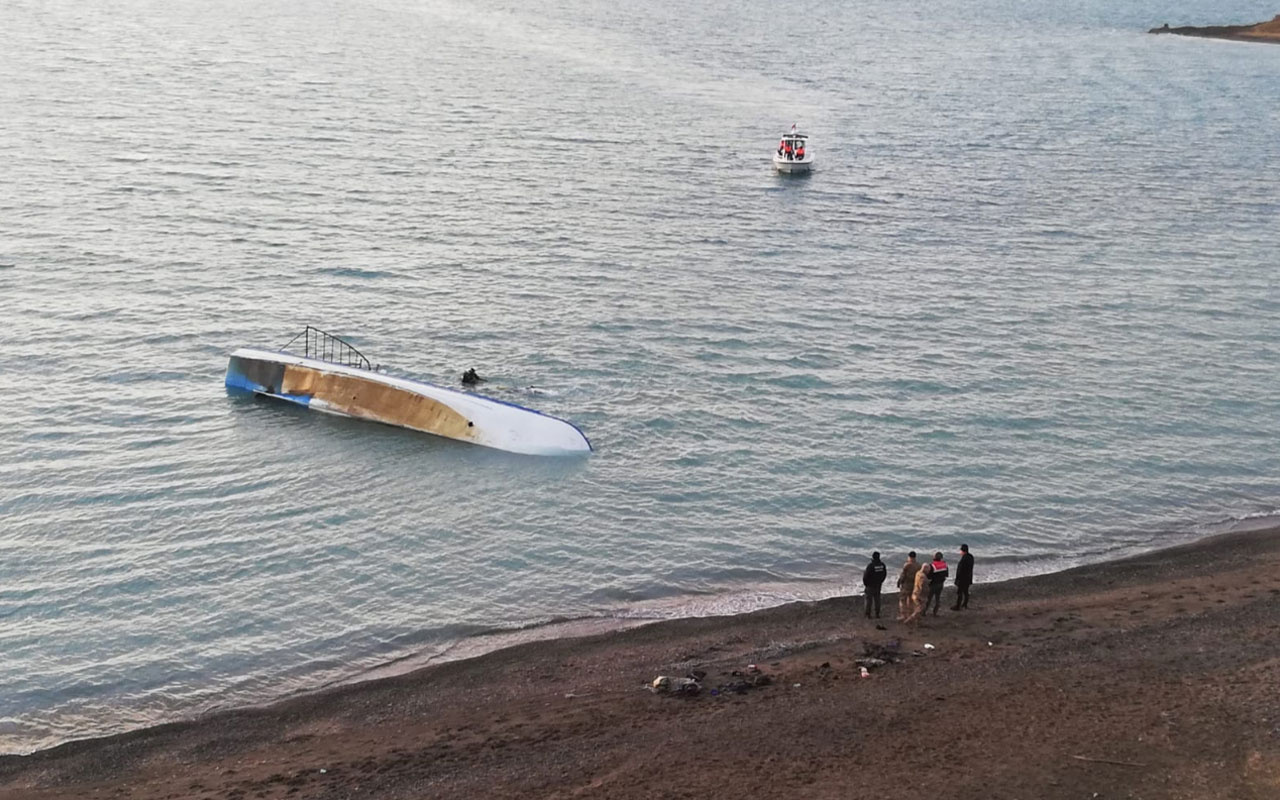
xmin=2 ymin=0 xmax=1279 ymax=753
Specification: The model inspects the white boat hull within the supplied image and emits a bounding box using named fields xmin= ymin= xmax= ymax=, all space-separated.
xmin=225 ymin=348 xmax=591 ymax=456
xmin=773 ymin=154 xmax=814 ymax=173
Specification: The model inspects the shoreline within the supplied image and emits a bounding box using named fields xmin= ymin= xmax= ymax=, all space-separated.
xmin=3 ymin=524 xmax=1279 ymax=798
xmin=338 ymin=512 xmax=1269 ymax=684
xmin=3 ymin=515 xmax=1259 ymax=756
xmin=1149 ymin=16 xmax=1280 ymax=44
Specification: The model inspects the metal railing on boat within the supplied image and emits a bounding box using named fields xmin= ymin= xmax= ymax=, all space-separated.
xmin=281 ymin=326 xmax=372 ymax=370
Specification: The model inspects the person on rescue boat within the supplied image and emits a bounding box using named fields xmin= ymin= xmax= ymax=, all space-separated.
xmin=782 ymin=138 xmax=794 ymax=160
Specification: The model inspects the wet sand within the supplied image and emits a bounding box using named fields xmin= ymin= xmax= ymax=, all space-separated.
xmin=3 ymin=526 xmax=1280 ymax=799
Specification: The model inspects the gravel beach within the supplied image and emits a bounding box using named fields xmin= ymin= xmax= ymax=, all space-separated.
xmin=3 ymin=525 xmax=1279 ymax=799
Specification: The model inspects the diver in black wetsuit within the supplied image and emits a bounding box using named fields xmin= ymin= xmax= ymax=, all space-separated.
xmin=461 ymin=368 xmax=481 ymax=386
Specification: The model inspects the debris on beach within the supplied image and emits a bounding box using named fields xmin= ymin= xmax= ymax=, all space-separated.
xmin=924 ymin=643 xmax=936 ymax=650
xmin=705 ymin=664 xmax=774 ymax=696
xmin=814 ymin=661 xmax=840 ymax=681
xmin=861 ymin=640 xmax=902 ymax=661
xmin=650 ymin=676 xmax=701 ymax=695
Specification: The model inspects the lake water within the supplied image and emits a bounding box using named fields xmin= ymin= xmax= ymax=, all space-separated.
xmin=2 ymin=0 xmax=1279 ymax=753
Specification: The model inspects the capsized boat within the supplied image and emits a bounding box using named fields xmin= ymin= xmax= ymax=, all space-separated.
xmin=773 ymin=123 xmax=813 ymax=173
xmin=225 ymin=327 xmax=591 ymax=456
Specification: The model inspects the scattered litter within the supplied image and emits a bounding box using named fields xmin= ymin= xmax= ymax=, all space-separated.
xmin=319 ymin=769 xmax=327 ymax=774
xmin=861 ymin=640 xmax=901 ymax=661
xmin=859 ymin=666 xmax=871 ymax=679
xmin=988 ymin=641 xmax=993 ymax=647
xmin=911 ymin=650 xmax=925 ymax=657
xmin=923 ymin=643 xmax=936 ymax=650
xmin=729 ymin=669 xmax=772 ymax=687
xmin=875 ymin=624 xmax=887 ymax=631
xmin=1072 ymin=755 xmax=1146 ymax=768
xmin=714 ymin=666 xmax=773 ymax=696
xmin=650 ymin=676 xmax=701 ymax=695
xmin=793 ymin=683 xmax=801 ymax=688
xmin=855 ymin=657 xmax=887 ymax=668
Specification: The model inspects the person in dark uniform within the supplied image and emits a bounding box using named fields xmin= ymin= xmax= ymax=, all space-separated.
xmin=862 ymin=551 xmax=888 ymax=619
xmin=952 ymin=543 xmax=974 ymax=610
xmin=461 ymin=368 xmax=482 ymax=385
xmin=926 ymin=551 xmax=949 ymax=616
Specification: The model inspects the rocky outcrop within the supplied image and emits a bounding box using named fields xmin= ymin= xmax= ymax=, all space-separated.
xmin=1149 ymin=15 xmax=1280 ymax=44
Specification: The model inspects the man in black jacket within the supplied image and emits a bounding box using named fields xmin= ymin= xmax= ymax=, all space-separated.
xmin=952 ymin=543 xmax=974 ymax=610
xmin=862 ymin=551 xmax=888 ymax=619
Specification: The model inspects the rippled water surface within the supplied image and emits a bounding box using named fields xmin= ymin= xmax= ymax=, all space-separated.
xmin=2 ymin=0 xmax=1279 ymax=752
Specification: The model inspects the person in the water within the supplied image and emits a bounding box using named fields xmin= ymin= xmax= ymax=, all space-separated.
xmin=461 ymin=368 xmax=482 ymax=385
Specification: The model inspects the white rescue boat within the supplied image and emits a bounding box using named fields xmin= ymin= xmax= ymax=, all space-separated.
xmin=773 ymin=124 xmax=813 ymax=173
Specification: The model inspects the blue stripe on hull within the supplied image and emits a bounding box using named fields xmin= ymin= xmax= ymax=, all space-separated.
xmin=224 ymin=369 xmax=263 ymax=394
xmin=225 ymin=362 xmax=312 ymax=406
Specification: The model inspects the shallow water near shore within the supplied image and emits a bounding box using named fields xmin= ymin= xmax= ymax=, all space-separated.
xmin=2 ymin=0 xmax=1279 ymax=753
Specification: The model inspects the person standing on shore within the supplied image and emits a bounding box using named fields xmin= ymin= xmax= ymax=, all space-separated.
xmin=952 ymin=544 xmax=974 ymax=610
xmin=904 ymin=562 xmax=932 ymax=624
xmin=926 ymin=551 xmax=949 ymax=616
xmin=862 ymin=551 xmax=888 ymax=619
xmin=897 ymin=551 xmax=921 ymax=621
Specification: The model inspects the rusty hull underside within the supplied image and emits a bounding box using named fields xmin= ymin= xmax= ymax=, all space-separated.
xmin=281 ymin=364 xmax=479 ymax=443
xmin=228 ymin=353 xmax=479 ymax=445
